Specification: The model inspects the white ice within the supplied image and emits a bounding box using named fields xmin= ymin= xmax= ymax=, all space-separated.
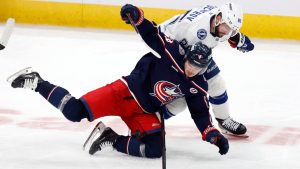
xmin=0 ymin=24 xmax=299 ymax=169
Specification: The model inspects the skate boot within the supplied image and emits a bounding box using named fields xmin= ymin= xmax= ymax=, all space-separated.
xmin=7 ymin=67 xmax=44 ymax=91
xmin=89 ymin=127 xmax=120 ymax=155
xmin=216 ymin=117 xmax=247 ymax=137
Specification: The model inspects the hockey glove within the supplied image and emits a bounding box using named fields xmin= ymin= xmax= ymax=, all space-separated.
xmin=202 ymin=126 xmax=229 ymax=155
xmin=0 ymin=44 xmax=4 ymax=50
xmin=120 ymin=4 xmax=144 ymax=26
xmin=228 ymin=33 xmax=254 ymax=53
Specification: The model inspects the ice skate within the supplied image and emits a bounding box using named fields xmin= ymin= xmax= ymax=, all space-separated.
xmin=216 ymin=117 xmax=248 ymax=138
xmin=7 ymin=67 xmax=44 ymax=91
xmin=83 ymin=121 xmax=107 ymax=150
xmin=89 ymin=127 xmax=119 ymax=155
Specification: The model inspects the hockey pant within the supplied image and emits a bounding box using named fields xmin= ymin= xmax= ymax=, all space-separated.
xmin=35 ymin=79 xmax=162 ymax=158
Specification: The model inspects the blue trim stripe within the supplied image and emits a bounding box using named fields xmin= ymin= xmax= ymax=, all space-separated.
xmin=179 ymin=9 xmax=192 ymax=22
xmin=164 ymin=109 xmax=175 ymax=119
xmin=79 ymin=97 xmax=94 ymax=121
xmin=168 ymin=16 xmax=180 ymax=25
xmin=145 ymin=128 xmax=161 ymax=135
xmin=209 ymin=91 xmax=228 ymax=105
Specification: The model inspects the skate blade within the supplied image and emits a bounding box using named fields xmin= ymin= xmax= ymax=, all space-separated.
xmin=221 ymin=130 xmax=249 ymax=138
xmin=7 ymin=67 xmax=32 ymax=84
xmin=82 ymin=121 xmax=106 ymax=150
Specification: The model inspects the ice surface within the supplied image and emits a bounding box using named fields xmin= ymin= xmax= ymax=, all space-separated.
xmin=0 ymin=24 xmax=299 ymax=169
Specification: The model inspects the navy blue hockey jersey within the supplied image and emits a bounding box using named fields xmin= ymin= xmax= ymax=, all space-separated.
xmin=122 ymin=18 xmax=213 ymax=133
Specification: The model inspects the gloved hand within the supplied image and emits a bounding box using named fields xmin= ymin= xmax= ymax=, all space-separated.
xmin=0 ymin=44 xmax=5 ymax=50
xmin=228 ymin=33 xmax=254 ymax=53
xmin=120 ymin=4 xmax=144 ymax=25
xmin=202 ymin=126 xmax=229 ymax=155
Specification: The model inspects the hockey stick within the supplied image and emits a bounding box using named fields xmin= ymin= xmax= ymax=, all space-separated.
xmin=127 ymin=14 xmax=166 ymax=168
xmin=159 ymin=108 xmax=167 ymax=169
xmin=126 ymin=14 xmax=161 ymax=58
xmin=0 ymin=18 xmax=15 ymax=50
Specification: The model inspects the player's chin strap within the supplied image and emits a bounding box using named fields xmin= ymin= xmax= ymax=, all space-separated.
xmin=212 ymin=13 xmax=233 ymax=42
xmin=211 ymin=13 xmax=221 ymax=36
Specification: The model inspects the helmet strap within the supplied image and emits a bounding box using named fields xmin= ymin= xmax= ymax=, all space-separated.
xmin=212 ymin=13 xmax=222 ymax=34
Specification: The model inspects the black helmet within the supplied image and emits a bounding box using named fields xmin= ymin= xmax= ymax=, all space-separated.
xmin=185 ymin=42 xmax=212 ymax=68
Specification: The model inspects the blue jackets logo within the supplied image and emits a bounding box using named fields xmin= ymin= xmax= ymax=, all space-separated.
xmin=150 ymin=81 xmax=184 ymax=104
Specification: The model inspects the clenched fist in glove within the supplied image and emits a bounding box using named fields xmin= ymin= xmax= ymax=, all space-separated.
xmin=0 ymin=44 xmax=4 ymax=50
xmin=202 ymin=126 xmax=229 ymax=155
xmin=228 ymin=32 xmax=254 ymax=53
xmin=120 ymin=4 xmax=144 ymax=26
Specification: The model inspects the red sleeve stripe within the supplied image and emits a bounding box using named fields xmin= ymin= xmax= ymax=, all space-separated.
xmin=155 ymin=29 xmax=185 ymax=74
xmin=191 ymin=81 xmax=207 ymax=95
xmin=164 ymin=49 xmax=185 ymax=74
xmin=203 ymin=96 xmax=209 ymax=108
xmin=47 ymin=86 xmax=58 ymax=101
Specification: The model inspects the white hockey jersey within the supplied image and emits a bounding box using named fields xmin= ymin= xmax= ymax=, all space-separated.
xmin=159 ymin=5 xmax=232 ymax=120
xmin=159 ymin=5 xmax=221 ymax=49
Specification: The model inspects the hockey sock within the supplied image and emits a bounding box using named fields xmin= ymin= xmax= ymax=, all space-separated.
xmin=114 ymin=136 xmax=144 ymax=157
xmin=114 ymin=133 xmax=162 ymax=158
xmin=36 ymin=81 xmax=88 ymax=122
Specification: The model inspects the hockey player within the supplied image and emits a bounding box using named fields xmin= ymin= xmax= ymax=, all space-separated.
xmin=159 ymin=2 xmax=254 ymax=136
xmin=7 ymin=4 xmax=229 ymax=158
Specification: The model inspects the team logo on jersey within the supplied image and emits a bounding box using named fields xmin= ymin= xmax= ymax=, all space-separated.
xmin=197 ymin=29 xmax=207 ymax=40
xmin=150 ymin=81 xmax=184 ymax=104
xmin=190 ymin=88 xmax=198 ymax=94
xmin=164 ymin=35 xmax=174 ymax=43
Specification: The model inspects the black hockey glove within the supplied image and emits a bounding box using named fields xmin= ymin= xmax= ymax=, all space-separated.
xmin=0 ymin=44 xmax=5 ymax=50
xmin=228 ymin=33 xmax=254 ymax=53
xmin=202 ymin=126 xmax=229 ymax=155
xmin=120 ymin=4 xmax=144 ymax=26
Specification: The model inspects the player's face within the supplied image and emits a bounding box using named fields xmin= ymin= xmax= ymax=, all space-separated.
xmin=184 ymin=60 xmax=202 ymax=77
xmin=213 ymin=15 xmax=234 ymax=40
xmin=216 ymin=23 xmax=232 ymax=38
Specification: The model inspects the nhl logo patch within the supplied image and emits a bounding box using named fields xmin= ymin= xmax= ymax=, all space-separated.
xmin=197 ymin=29 xmax=207 ymax=40
xmin=190 ymin=88 xmax=198 ymax=94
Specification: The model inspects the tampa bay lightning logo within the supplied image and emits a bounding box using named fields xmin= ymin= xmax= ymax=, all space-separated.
xmin=150 ymin=81 xmax=184 ymax=104
xmin=197 ymin=29 xmax=207 ymax=40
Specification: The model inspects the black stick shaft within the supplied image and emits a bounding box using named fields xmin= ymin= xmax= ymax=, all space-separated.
xmin=159 ymin=109 xmax=166 ymax=169
xmin=126 ymin=14 xmax=139 ymax=34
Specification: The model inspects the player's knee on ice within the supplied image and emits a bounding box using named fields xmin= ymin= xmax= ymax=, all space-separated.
xmin=142 ymin=133 xmax=162 ymax=158
xmin=114 ymin=132 xmax=162 ymax=158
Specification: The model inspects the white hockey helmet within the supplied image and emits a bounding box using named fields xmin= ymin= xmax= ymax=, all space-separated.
xmin=220 ymin=2 xmax=243 ymax=33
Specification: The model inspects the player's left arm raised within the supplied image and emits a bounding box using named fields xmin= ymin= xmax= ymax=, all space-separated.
xmin=120 ymin=4 xmax=173 ymax=57
xmin=228 ymin=32 xmax=254 ymax=53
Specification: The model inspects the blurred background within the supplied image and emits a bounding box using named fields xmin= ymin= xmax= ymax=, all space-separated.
xmin=1 ymin=0 xmax=300 ymax=40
